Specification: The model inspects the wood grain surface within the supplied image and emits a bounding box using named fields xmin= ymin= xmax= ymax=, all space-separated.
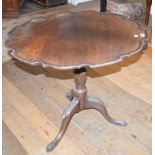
xmin=6 ymin=11 xmax=148 ymax=69
xmin=3 ymin=52 xmax=151 ymax=155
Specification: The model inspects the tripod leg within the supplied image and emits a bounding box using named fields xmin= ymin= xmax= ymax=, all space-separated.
xmin=46 ymin=98 xmax=80 ymax=152
xmin=85 ymin=96 xmax=127 ymax=126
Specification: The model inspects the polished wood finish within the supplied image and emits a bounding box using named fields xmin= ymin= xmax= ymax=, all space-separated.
xmin=3 ymin=2 xmax=151 ymax=154
xmin=3 ymin=52 xmax=151 ymax=155
xmin=5 ymin=11 xmax=148 ymax=152
xmin=6 ymin=11 xmax=148 ymax=70
xmin=2 ymin=0 xmax=27 ymax=18
xmin=2 ymin=0 xmax=19 ymax=18
xmin=46 ymin=67 xmax=127 ymax=151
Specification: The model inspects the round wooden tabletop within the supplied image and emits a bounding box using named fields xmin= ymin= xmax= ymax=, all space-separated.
xmin=6 ymin=11 xmax=148 ymax=70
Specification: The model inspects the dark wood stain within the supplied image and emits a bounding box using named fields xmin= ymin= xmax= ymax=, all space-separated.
xmin=6 ymin=11 xmax=148 ymax=70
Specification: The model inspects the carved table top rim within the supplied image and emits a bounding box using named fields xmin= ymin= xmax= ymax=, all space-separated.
xmin=6 ymin=11 xmax=148 ymax=70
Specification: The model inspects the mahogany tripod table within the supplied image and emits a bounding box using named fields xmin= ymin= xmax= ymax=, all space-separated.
xmin=6 ymin=11 xmax=148 ymax=152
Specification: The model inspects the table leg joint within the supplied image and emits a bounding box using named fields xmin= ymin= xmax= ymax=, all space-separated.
xmin=47 ymin=67 xmax=127 ymax=152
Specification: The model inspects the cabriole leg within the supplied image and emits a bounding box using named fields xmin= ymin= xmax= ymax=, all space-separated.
xmin=46 ymin=67 xmax=127 ymax=152
xmin=85 ymin=96 xmax=127 ymax=126
xmin=46 ymin=97 xmax=80 ymax=152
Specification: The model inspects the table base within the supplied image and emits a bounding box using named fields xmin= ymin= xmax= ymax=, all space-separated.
xmin=46 ymin=67 xmax=127 ymax=152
